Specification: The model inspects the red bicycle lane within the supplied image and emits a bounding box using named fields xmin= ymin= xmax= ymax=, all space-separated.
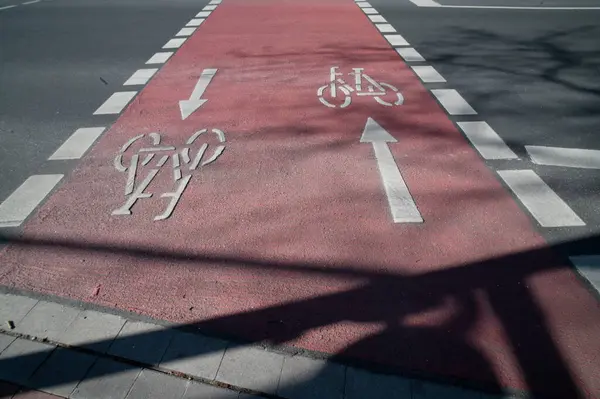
xmin=1 ymin=0 xmax=599 ymax=396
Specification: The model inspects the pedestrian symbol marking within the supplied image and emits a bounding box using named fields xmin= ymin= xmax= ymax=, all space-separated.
xmin=112 ymin=129 xmax=225 ymax=221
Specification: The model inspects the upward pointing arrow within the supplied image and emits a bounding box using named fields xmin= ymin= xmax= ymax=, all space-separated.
xmin=179 ymin=68 xmax=217 ymax=120
xmin=360 ymin=117 xmax=423 ymax=223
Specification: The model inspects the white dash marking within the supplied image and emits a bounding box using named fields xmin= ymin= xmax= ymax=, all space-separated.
xmin=363 ymin=7 xmax=379 ymax=14
xmin=396 ymin=47 xmax=425 ymax=62
xmin=457 ymin=121 xmax=518 ymax=160
xmin=163 ymin=38 xmax=187 ymax=49
xmin=497 ymin=170 xmax=585 ymax=227
xmin=526 ymin=146 xmax=600 ymax=170
xmin=48 ymin=127 xmax=105 ymax=160
xmin=0 ymin=4 xmax=17 ymax=10
xmin=176 ymin=27 xmax=197 ymax=37
xmin=408 ymin=0 xmax=442 ymax=6
xmin=123 ymin=68 xmax=158 ymax=86
xmin=203 ymin=5 xmax=217 ymax=10
xmin=0 ymin=175 xmax=63 ymax=228
xmin=186 ymin=18 xmax=205 ymax=27
xmin=384 ymin=34 xmax=409 ymax=46
xmin=570 ymin=256 xmax=600 ymax=295
xmin=368 ymin=15 xmax=387 ymax=23
xmin=146 ymin=52 xmax=173 ymax=64
xmin=430 ymin=89 xmax=477 ymax=115
xmin=22 ymin=0 xmax=41 ymax=5
xmin=356 ymin=1 xmax=372 ymax=7
xmin=93 ymin=92 xmax=137 ymax=115
xmin=376 ymin=23 xmax=396 ymax=33
xmin=209 ymin=0 xmax=221 ymax=4
xmin=196 ymin=11 xmax=211 ymax=17
xmin=411 ymin=65 xmax=446 ymax=83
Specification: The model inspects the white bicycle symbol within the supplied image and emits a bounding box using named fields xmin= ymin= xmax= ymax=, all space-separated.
xmin=317 ymin=66 xmax=404 ymax=108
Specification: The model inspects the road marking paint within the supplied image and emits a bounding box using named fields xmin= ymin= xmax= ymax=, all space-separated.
xmin=0 ymin=175 xmax=64 ymax=228
xmin=0 ymin=4 xmax=17 ymax=10
xmin=430 ymin=89 xmax=477 ymax=115
xmin=123 ymin=68 xmax=158 ymax=86
xmin=146 ymin=52 xmax=173 ymax=64
xmin=203 ymin=5 xmax=217 ymax=10
xmin=48 ymin=127 xmax=106 ymax=160
xmin=396 ymin=47 xmax=425 ymax=62
xmin=209 ymin=0 xmax=221 ymax=3
xmin=362 ymin=7 xmax=379 ymax=14
xmin=427 ymin=4 xmax=600 ymax=10
xmin=186 ymin=18 xmax=205 ymax=27
xmin=526 ymin=146 xmax=600 ymax=169
xmin=93 ymin=92 xmax=137 ymax=115
xmin=457 ymin=121 xmax=518 ymax=160
xmin=497 ymin=170 xmax=585 ymax=227
xmin=368 ymin=15 xmax=387 ymax=23
xmin=356 ymin=1 xmax=372 ymax=7
xmin=176 ymin=27 xmax=197 ymax=37
xmin=384 ymin=34 xmax=409 ymax=46
xmin=196 ymin=11 xmax=211 ymax=17
xmin=376 ymin=24 xmax=396 ymax=33
xmin=22 ymin=0 xmax=40 ymax=4
xmin=163 ymin=38 xmax=187 ymax=49
xmin=408 ymin=0 xmax=442 ymax=6
xmin=179 ymin=68 xmax=218 ymax=120
xmin=569 ymin=256 xmax=600 ymax=295
xmin=411 ymin=65 xmax=446 ymax=83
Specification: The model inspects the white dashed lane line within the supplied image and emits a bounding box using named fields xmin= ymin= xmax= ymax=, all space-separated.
xmin=196 ymin=11 xmax=211 ymax=17
xmin=457 ymin=121 xmax=518 ymax=160
xmin=186 ymin=18 xmax=205 ymax=27
xmin=395 ymin=48 xmax=425 ymax=62
xmin=0 ymin=5 xmax=17 ymax=10
xmin=93 ymin=91 xmax=137 ymax=115
xmin=22 ymin=0 xmax=41 ymax=5
xmin=163 ymin=38 xmax=187 ymax=49
xmin=48 ymin=127 xmax=106 ymax=160
xmin=384 ymin=34 xmax=409 ymax=46
xmin=146 ymin=52 xmax=173 ymax=65
xmin=176 ymin=27 xmax=197 ymax=37
xmin=123 ymin=68 xmax=158 ymax=86
xmin=430 ymin=89 xmax=477 ymax=115
xmin=411 ymin=65 xmax=446 ymax=83
xmin=526 ymin=146 xmax=600 ymax=169
xmin=376 ymin=23 xmax=396 ymax=33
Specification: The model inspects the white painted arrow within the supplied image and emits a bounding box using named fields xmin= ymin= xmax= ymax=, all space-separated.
xmin=179 ymin=68 xmax=217 ymax=120
xmin=361 ymin=117 xmax=423 ymax=223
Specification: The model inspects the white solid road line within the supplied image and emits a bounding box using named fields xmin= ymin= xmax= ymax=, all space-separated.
xmin=93 ymin=91 xmax=137 ymax=115
xmin=384 ymin=34 xmax=409 ymax=46
xmin=430 ymin=89 xmax=477 ymax=115
xmin=0 ymin=5 xmax=17 ymax=10
xmin=0 ymin=175 xmax=63 ymax=228
xmin=48 ymin=127 xmax=106 ymax=160
xmin=186 ymin=18 xmax=205 ymax=27
xmin=526 ymin=146 xmax=600 ymax=170
xmin=376 ymin=24 xmax=396 ymax=33
xmin=363 ymin=7 xmax=379 ymax=15
xmin=457 ymin=121 xmax=518 ymax=160
xmin=203 ymin=5 xmax=217 ymax=11
xmin=146 ymin=52 xmax=173 ymax=65
xmin=407 ymin=0 xmax=600 ymax=9
xmin=411 ymin=65 xmax=446 ymax=83
xmin=368 ymin=15 xmax=387 ymax=23
xmin=396 ymin=48 xmax=425 ymax=62
xmin=22 ymin=0 xmax=40 ymax=4
xmin=569 ymin=256 xmax=600 ymax=295
xmin=123 ymin=68 xmax=158 ymax=86
xmin=176 ymin=27 xmax=197 ymax=37
xmin=497 ymin=170 xmax=585 ymax=228
xmin=196 ymin=11 xmax=211 ymax=17
xmin=163 ymin=38 xmax=187 ymax=49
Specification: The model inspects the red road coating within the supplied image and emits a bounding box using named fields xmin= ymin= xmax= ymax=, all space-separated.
xmin=1 ymin=0 xmax=599 ymax=397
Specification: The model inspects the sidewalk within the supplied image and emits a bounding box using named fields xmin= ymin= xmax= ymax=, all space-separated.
xmin=0 ymin=290 xmax=512 ymax=399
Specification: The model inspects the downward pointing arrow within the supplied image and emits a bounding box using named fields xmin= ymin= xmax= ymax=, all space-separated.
xmin=361 ymin=118 xmax=423 ymax=223
xmin=179 ymin=68 xmax=217 ymax=120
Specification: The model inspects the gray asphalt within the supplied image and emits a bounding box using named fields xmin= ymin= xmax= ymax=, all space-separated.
xmin=369 ymin=0 xmax=600 ymax=257
xmin=0 ymin=0 xmax=206 ymax=205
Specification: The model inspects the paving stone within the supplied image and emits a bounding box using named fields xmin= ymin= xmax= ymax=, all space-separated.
xmin=345 ymin=367 xmax=411 ymax=399
xmin=182 ymin=381 xmax=238 ymax=399
xmin=277 ymin=356 xmax=345 ymax=399
xmin=26 ymin=347 xmax=96 ymax=397
xmin=125 ymin=369 xmax=188 ymax=399
xmin=71 ymin=358 xmax=141 ymax=399
xmin=14 ymin=301 xmax=80 ymax=341
xmin=412 ymin=380 xmax=483 ymax=399
xmin=0 ymin=380 xmax=19 ymax=397
xmin=216 ymin=346 xmax=284 ymax=395
xmin=0 ymin=338 xmax=54 ymax=384
xmin=59 ymin=310 xmax=126 ymax=353
xmin=108 ymin=321 xmax=173 ymax=366
xmin=0 ymin=333 xmax=16 ymax=353
xmin=159 ymin=331 xmax=227 ymax=380
xmin=0 ymin=293 xmax=38 ymax=328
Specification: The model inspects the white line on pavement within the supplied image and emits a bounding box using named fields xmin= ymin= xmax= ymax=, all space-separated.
xmin=368 ymin=15 xmax=387 ymax=23
xmin=376 ymin=24 xmax=396 ymax=33
xmin=203 ymin=5 xmax=217 ymax=11
xmin=209 ymin=0 xmax=221 ymax=3
xmin=123 ymin=68 xmax=158 ymax=86
xmin=526 ymin=146 xmax=600 ymax=169
xmin=356 ymin=1 xmax=372 ymax=7
xmin=186 ymin=18 xmax=204 ymax=27
xmin=93 ymin=92 xmax=137 ymax=115
xmin=497 ymin=170 xmax=585 ymax=227
xmin=176 ymin=27 xmax=197 ymax=37
xmin=411 ymin=65 xmax=446 ymax=83
xmin=362 ymin=7 xmax=379 ymax=14
xmin=22 ymin=0 xmax=40 ymax=4
xmin=408 ymin=0 xmax=442 ymax=6
xmin=0 ymin=175 xmax=64 ymax=228
xmin=384 ymin=34 xmax=409 ymax=46
xmin=0 ymin=5 xmax=17 ymax=10
xmin=396 ymin=47 xmax=425 ymax=62
xmin=146 ymin=52 xmax=173 ymax=65
xmin=48 ymin=127 xmax=106 ymax=160
xmin=569 ymin=256 xmax=600 ymax=295
xmin=196 ymin=11 xmax=211 ymax=17
xmin=432 ymin=4 xmax=600 ymax=10
xmin=457 ymin=121 xmax=518 ymax=160
xmin=430 ymin=89 xmax=477 ymax=115
xmin=163 ymin=38 xmax=187 ymax=49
